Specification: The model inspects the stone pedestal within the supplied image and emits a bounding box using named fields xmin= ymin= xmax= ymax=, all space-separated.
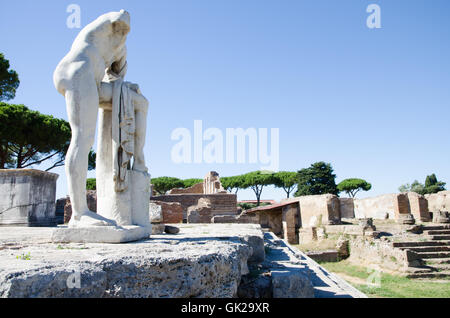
xmin=97 ymin=108 xmax=151 ymax=229
xmin=0 ymin=169 xmax=59 ymax=227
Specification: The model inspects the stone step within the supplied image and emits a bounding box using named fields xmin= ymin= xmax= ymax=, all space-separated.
xmin=393 ymin=241 xmax=450 ymax=248
xmin=424 ymin=258 xmax=450 ymax=265
xmin=422 ymin=225 xmax=450 ymax=231
xmin=415 ymin=251 xmax=450 ymax=259
xmin=428 ymin=263 xmax=450 ymax=271
xmin=425 ymin=230 xmax=450 ymax=235
xmin=399 ymin=246 xmax=450 ymax=253
xmin=406 ymin=270 xmax=450 ymax=279
xmin=430 ymin=235 xmax=450 ymax=241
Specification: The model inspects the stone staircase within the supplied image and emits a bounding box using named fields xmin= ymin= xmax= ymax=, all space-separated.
xmin=393 ymin=224 xmax=450 ymax=279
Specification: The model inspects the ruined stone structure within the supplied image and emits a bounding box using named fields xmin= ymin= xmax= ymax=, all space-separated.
xmin=339 ymin=197 xmax=354 ymax=219
xmin=407 ymin=192 xmax=430 ymax=222
xmin=393 ymin=193 xmax=415 ymax=225
xmin=0 ymin=169 xmax=58 ymax=227
xmin=282 ymin=194 xmax=341 ymax=226
xmin=203 ymin=171 xmax=226 ymax=194
xmin=151 ymin=193 xmax=238 ymax=223
xmin=341 ymin=191 xmax=450 ymax=223
xmin=151 ymin=201 xmax=183 ymax=224
xmin=167 ymin=183 xmax=203 ymax=194
xmin=426 ymin=191 xmax=450 ymax=213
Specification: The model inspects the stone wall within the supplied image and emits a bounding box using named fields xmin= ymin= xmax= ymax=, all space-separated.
xmin=150 ymin=200 xmax=183 ymax=223
xmin=348 ymin=237 xmax=423 ymax=273
xmin=0 ymin=169 xmax=59 ymax=227
xmin=167 ymin=183 xmax=204 ymax=195
xmin=258 ymin=209 xmax=283 ymax=237
xmin=151 ymin=193 xmax=238 ymax=222
xmin=212 ymin=211 xmax=260 ymax=224
xmin=426 ymin=191 xmax=450 ymax=213
xmin=353 ymin=194 xmax=397 ymax=219
xmin=339 ymin=198 xmax=355 ymax=219
xmin=282 ymin=194 xmax=341 ymax=226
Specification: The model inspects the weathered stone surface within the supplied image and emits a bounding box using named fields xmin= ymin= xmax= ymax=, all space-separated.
xmin=211 ymin=212 xmax=259 ymax=224
xmin=306 ymin=250 xmax=339 ymax=263
xmin=405 ymin=225 xmax=423 ymax=234
xmin=396 ymin=213 xmax=415 ymax=225
xmin=167 ymin=183 xmax=204 ymax=195
xmin=164 ymin=225 xmax=180 ymax=234
xmin=149 ymin=202 xmax=163 ymax=223
xmin=152 ymin=193 xmax=238 ymax=222
xmin=151 ymin=224 xmax=165 ymax=235
xmin=354 ymin=193 xmax=397 ymax=219
xmin=187 ymin=198 xmax=214 ymax=223
xmin=339 ymin=198 xmax=355 ymax=219
xmin=237 ymin=272 xmax=272 ymax=298
xmin=0 ymin=169 xmax=59 ymax=227
xmin=426 ymin=191 xmax=450 ymax=213
xmin=282 ymin=204 xmax=300 ymax=244
xmin=149 ymin=200 xmax=183 ymax=224
xmin=432 ymin=211 xmax=450 ymax=224
xmin=336 ymin=237 xmax=350 ymax=259
xmin=299 ymin=227 xmax=318 ymax=244
xmin=271 ymin=269 xmax=315 ymax=298
xmin=241 ymin=233 xmax=265 ymax=264
xmin=407 ymin=192 xmax=430 ymax=222
xmin=282 ymin=194 xmax=341 ymax=226
xmin=348 ymin=237 xmax=424 ymax=273
xmin=394 ymin=193 xmax=411 ymax=216
xmin=358 ymin=218 xmax=376 ymax=231
xmin=0 ymin=224 xmax=261 ymax=298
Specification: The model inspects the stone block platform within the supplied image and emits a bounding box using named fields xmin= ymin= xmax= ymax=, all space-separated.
xmin=0 ymin=224 xmax=261 ymax=297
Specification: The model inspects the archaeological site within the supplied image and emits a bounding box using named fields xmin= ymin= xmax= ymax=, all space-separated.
xmin=1 ymin=1 xmax=449 ymax=308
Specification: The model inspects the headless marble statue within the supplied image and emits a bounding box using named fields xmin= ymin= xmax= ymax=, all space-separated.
xmin=53 ymin=10 xmax=151 ymax=236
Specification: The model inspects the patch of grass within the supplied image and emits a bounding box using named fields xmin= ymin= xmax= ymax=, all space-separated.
xmin=16 ymin=252 xmax=31 ymax=260
xmin=321 ymin=260 xmax=450 ymax=298
xmin=56 ymin=244 xmax=89 ymax=250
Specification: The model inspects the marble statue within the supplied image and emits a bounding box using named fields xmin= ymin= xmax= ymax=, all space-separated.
xmin=52 ymin=10 xmax=151 ymax=242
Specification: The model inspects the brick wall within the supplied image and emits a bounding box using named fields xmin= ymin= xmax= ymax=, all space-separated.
xmin=151 ymin=193 xmax=238 ymax=222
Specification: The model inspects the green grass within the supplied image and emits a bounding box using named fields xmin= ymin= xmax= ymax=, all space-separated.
xmin=56 ymin=244 xmax=89 ymax=250
xmin=16 ymin=252 xmax=31 ymax=260
xmin=321 ymin=260 xmax=450 ymax=298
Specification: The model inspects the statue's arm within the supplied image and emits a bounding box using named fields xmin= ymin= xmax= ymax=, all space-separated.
xmin=108 ymin=45 xmax=128 ymax=79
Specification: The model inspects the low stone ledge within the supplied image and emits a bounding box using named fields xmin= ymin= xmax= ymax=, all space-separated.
xmin=0 ymin=224 xmax=263 ymax=298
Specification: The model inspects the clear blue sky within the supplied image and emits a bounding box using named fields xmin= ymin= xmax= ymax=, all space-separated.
xmin=1 ymin=0 xmax=449 ymax=201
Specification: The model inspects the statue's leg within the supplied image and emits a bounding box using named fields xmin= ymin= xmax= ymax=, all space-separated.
xmin=131 ymin=92 xmax=149 ymax=172
xmin=65 ymin=79 xmax=116 ymax=227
